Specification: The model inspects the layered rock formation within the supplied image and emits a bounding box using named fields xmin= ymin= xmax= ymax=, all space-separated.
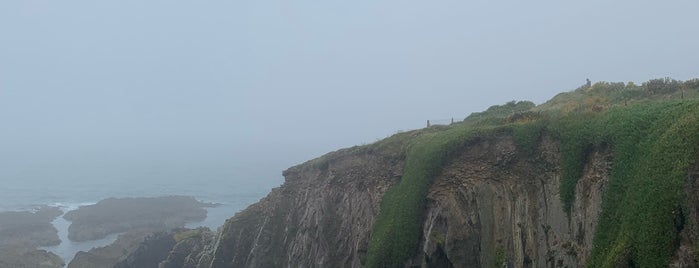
xmin=170 ymin=132 xmax=696 ymax=267
xmin=68 ymin=120 xmax=697 ymax=268
xmin=208 ymin=143 xmax=406 ymax=267
xmin=191 ymin=134 xmax=612 ymax=267
xmin=410 ymin=135 xmax=610 ymax=267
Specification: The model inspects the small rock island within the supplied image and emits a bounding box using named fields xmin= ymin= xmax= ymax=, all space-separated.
xmin=0 ymin=206 xmax=64 ymax=268
xmin=64 ymin=196 xmax=216 ymax=242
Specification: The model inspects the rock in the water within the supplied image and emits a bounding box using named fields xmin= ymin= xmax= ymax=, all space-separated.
xmin=0 ymin=206 xmax=62 ymax=248
xmin=64 ymin=196 xmax=214 ymax=242
xmin=68 ymin=227 xmax=215 ymax=268
xmin=67 ymin=230 xmax=151 ymax=268
xmin=114 ymin=231 xmax=177 ymax=268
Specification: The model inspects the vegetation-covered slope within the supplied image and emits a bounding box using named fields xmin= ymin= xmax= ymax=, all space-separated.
xmin=365 ymin=77 xmax=699 ymax=267
xmin=554 ymin=100 xmax=699 ymax=267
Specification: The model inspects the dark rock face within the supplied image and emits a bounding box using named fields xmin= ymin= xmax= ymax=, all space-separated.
xmin=0 ymin=206 xmax=62 ymax=248
xmin=68 ymin=230 xmax=151 ymax=268
xmin=68 ymin=228 xmax=216 ymax=268
xmin=410 ymin=136 xmax=609 ymax=267
xmin=148 ymin=134 xmax=699 ymax=267
xmin=64 ymin=196 xmax=214 ymax=242
xmin=114 ymin=232 xmax=176 ymax=268
xmin=183 ymin=134 xmax=630 ymax=267
xmin=207 ymin=145 xmax=405 ymax=267
xmin=160 ymin=228 xmax=216 ymax=268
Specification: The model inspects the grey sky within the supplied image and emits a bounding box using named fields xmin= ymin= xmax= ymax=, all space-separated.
xmin=1 ymin=0 xmax=698 ymax=184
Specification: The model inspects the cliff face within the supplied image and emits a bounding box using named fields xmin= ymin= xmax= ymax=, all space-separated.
xmin=207 ymin=145 xmax=405 ymax=267
xmin=411 ymin=135 xmax=609 ymax=267
xmin=167 ymin=129 xmax=698 ymax=267
xmin=180 ymin=133 xmax=611 ymax=268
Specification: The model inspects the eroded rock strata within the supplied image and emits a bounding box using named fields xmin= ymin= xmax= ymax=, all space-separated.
xmin=179 ymin=132 xmax=697 ymax=267
xmin=85 ymin=125 xmax=699 ymax=267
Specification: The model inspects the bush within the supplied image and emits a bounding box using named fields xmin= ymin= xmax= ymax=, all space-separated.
xmin=683 ymin=78 xmax=699 ymax=90
xmin=465 ymin=100 xmax=535 ymax=123
xmin=643 ymin=77 xmax=681 ymax=94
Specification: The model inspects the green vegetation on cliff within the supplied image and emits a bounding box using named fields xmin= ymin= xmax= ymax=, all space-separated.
xmin=365 ymin=103 xmax=545 ymax=267
xmin=365 ymin=77 xmax=699 ymax=267
xmin=364 ymin=122 xmax=501 ymax=267
xmin=553 ymin=101 xmax=699 ymax=267
xmin=543 ymin=78 xmax=699 ymax=266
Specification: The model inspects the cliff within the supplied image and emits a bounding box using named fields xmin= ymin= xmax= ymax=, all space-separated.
xmin=196 ymin=132 xmax=613 ymax=267
xmin=410 ymin=134 xmax=607 ymax=267
xmin=145 ymin=80 xmax=699 ymax=267
xmin=207 ymin=136 xmax=408 ymax=267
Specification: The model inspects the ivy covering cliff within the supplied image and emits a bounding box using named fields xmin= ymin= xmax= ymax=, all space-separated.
xmin=365 ymin=78 xmax=699 ymax=267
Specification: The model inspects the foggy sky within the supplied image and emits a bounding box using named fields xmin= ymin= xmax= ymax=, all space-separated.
xmin=1 ymin=0 xmax=698 ymax=184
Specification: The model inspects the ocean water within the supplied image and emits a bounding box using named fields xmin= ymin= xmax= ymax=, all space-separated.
xmin=1 ymin=174 xmax=283 ymax=264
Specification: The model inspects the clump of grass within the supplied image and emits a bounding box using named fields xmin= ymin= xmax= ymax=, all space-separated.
xmin=511 ymin=114 xmax=549 ymax=157
xmin=493 ymin=246 xmax=506 ymax=268
xmin=465 ymin=100 xmax=536 ymax=124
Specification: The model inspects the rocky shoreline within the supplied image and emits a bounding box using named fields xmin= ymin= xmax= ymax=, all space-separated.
xmin=0 ymin=195 xmax=216 ymax=267
xmin=0 ymin=206 xmax=65 ymax=267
